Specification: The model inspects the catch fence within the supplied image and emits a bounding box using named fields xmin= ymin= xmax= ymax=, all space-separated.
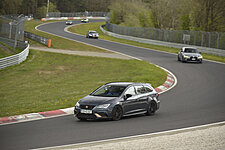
xmin=0 ymin=14 xmax=26 ymax=49
xmin=47 ymin=12 xmax=108 ymax=18
xmin=105 ymin=22 xmax=225 ymax=50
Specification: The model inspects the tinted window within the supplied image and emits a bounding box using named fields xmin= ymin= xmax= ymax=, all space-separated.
xmin=91 ymin=85 xmax=126 ymax=97
xmin=144 ymin=86 xmax=153 ymax=93
xmin=184 ymin=48 xmax=197 ymax=53
xmin=124 ymin=86 xmax=136 ymax=96
xmin=135 ymin=86 xmax=146 ymax=94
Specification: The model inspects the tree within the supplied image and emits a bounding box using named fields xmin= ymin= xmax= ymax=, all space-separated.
xmin=20 ymin=0 xmax=37 ymax=16
xmin=0 ymin=0 xmax=22 ymax=15
xmin=109 ymin=0 xmax=155 ymax=27
xmin=190 ymin=0 xmax=225 ymax=32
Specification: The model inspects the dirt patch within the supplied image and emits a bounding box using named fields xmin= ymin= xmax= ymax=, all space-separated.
xmin=38 ymin=70 xmax=54 ymax=75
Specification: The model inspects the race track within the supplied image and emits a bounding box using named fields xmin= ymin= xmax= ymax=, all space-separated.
xmin=1 ymin=20 xmax=225 ymax=150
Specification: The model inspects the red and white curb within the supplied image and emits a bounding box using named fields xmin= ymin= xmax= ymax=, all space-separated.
xmin=0 ymin=108 xmax=74 ymax=125
xmin=0 ymin=70 xmax=176 ymax=125
xmin=155 ymin=71 xmax=176 ymax=94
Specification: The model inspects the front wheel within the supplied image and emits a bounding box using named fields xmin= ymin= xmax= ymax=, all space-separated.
xmin=112 ymin=106 xmax=123 ymax=121
xmin=146 ymin=101 xmax=157 ymax=116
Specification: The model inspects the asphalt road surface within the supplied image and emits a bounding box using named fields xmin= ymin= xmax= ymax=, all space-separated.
xmin=1 ymin=20 xmax=225 ymax=150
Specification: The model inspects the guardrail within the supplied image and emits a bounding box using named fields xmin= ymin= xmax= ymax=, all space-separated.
xmin=41 ymin=16 xmax=106 ymax=21
xmin=105 ymin=22 xmax=225 ymax=51
xmin=100 ymin=25 xmax=225 ymax=57
xmin=24 ymin=31 xmax=51 ymax=47
xmin=0 ymin=44 xmax=29 ymax=70
xmin=47 ymin=12 xmax=108 ymax=18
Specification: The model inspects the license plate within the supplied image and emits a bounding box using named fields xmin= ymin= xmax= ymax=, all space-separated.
xmin=80 ymin=109 xmax=92 ymax=114
xmin=192 ymin=58 xmax=196 ymax=60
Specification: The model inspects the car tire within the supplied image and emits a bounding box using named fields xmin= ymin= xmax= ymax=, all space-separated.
xmin=112 ymin=105 xmax=123 ymax=121
xmin=146 ymin=101 xmax=156 ymax=116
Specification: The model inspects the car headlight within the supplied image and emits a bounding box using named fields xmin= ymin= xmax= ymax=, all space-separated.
xmin=95 ymin=104 xmax=110 ymax=109
xmin=75 ymin=102 xmax=80 ymax=108
xmin=198 ymin=56 xmax=203 ymax=59
xmin=183 ymin=55 xmax=189 ymax=58
xmin=89 ymin=34 xmax=92 ymax=36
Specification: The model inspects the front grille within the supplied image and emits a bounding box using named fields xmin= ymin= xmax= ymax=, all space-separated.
xmin=190 ymin=56 xmax=197 ymax=60
xmin=76 ymin=113 xmax=96 ymax=120
xmin=80 ymin=105 xmax=96 ymax=110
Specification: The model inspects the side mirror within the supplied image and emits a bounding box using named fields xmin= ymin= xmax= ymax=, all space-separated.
xmin=199 ymin=52 xmax=202 ymax=54
xmin=124 ymin=94 xmax=132 ymax=100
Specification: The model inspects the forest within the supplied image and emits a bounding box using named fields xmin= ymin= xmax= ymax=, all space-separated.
xmin=0 ymin=0 xmax=224 ymax=32
xmin=0 ymin=0 xmax=110 ymax=18
xmin=110 ymin=0 xmax=225 ymax=32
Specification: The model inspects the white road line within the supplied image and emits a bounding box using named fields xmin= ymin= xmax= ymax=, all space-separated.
xmin=33 ymin=121 xmax=225 ymax=150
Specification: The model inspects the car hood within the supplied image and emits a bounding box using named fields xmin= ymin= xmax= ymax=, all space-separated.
xmin=183 ymin=53 xmax=202 ymax=57
xmin=79 ymin=95 xmax=117 ymax=105
xmin=89 ymin=33 xmax=98 ymax=35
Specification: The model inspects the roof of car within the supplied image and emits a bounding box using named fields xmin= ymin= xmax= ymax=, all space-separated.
xmin=105 ymin=82 xmax=149 ymax=87
xmin=182 ymin=47 xmax=197 ymax=50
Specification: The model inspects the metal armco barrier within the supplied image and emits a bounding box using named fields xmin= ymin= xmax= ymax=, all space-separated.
xmin=0 ymin=44 xmax=29 ymax=70
xmin=105 ymin=22 xmax=225 ymax=50
xmin=41 ymin=16 xmax=106 ymax=21
xmin=24 ymin=31 xmax=51 ymax=48
xmin=100 ymin=25 xmax=225 ymax=57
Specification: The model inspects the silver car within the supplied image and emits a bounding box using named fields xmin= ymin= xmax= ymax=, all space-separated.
xmin=178 ymin=47 xmax=203 ymax=63
xmin=65 ymin=20 xmax=73 ymax=25
xmin=86 ymin=30 xmax=99 ymax=39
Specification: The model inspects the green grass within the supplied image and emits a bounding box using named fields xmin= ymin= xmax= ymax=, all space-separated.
xmin=0 ymin=50 xmax=166 ymax=117
xmin=68 ymin=22 xmax=225 ymax=63
xmin=25 ymin=20 xmax=107 ymax=52
xmin=0 ymin=42 xmax=22 ymax=58
xmin=0 ymin=48 xmax=10 ymax=58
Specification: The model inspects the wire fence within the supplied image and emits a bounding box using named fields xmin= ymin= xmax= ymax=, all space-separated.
xmin=47 ymin=12 xmax=108 ymax=18
xmin=0 ymin=37 xmax=27 ymax=50
xmin=0 ymin=14 xmax=26 ymax=49
xmin=105 ymin=22 xmax=225 ymax=50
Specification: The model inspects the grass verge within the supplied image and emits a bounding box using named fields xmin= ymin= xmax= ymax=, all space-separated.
xmin=68 ymin=22 xmax=225 ymax=63
xmin=0 ymin=42 xmax=22 ymax=58
xmin=0 ymin=47 xmax=10 ymax=58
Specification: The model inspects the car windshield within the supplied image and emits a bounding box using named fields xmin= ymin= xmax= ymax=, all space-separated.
xmin=89 ymin=31 xmax=96 ymax=34
xmin=91 ymin=85 xmax=126 ymax=97
xmin=184 ymin=48 xmax=197 ymax=53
